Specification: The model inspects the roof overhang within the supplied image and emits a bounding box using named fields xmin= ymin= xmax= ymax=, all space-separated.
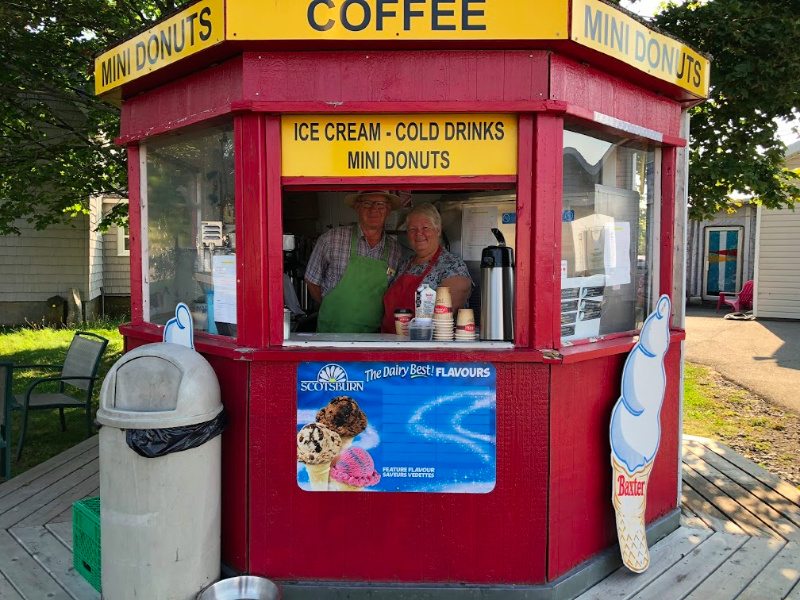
xmin=94 ymin=0 xmax=710 ymax=105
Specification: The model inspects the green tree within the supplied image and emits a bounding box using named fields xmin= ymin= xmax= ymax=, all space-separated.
xmin=651 ymin=0 xmax=800 ymax=220
xmin=0 ymin=1 xmax=185 ymax=235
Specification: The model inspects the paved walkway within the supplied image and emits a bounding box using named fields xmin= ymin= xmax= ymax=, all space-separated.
xmin=2 ymin=436 xmax=800 ymax=599
xmin=684 ymin=306 xmax=800 ymax=414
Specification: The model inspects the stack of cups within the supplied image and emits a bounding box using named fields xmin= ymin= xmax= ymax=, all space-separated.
xmin=432 ymin=286 xmax=454 ymax=341
xmin=455 ymin=309 xmax=477 ymax=341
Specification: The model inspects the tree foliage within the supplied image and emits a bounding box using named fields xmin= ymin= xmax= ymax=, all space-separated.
xmin=652 ymin=0 xmax=800 ymax=220
xmin=0 ymin=0 xmax=185 ymax=235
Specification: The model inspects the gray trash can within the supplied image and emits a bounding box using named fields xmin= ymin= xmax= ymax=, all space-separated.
xmin=97 ymin=342 xmax=223 ymax=600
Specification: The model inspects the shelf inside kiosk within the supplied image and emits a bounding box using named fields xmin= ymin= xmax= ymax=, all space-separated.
xmin=282 ymin=189 xmax=516 ymax=347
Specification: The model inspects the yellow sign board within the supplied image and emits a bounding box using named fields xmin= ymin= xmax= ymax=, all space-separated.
xmin=228 ymin=0 xmax=568 ymax=41
xmin=281 ymin=114 xmax=518 ymax=177
xmin=571 ymin=0 xmax=710 ymax=98
xmin=94 ymin=0 xmax=224 ymax=96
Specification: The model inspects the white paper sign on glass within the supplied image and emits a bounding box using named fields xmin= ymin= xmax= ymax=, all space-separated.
xmin=609 ymin=294 xmax=671 ymax=573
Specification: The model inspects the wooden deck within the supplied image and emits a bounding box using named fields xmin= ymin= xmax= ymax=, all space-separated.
xmin=0 ymin=435 xmax=798 ymax=599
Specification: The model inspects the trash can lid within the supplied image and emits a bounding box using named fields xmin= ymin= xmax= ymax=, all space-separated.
xmin=97 ymin=342 xmax=222 ymax=429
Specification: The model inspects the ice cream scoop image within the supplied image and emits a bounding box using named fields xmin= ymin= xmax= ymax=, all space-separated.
xmin=610 ymin=294 xmax=671 ymax=472
xmin=330 ymin=447 xmax=381 ymax=491
xmin=297 ymin=423 xmax=343 ymax=491
xmin=316 ymin=396 xmax=368 ymax=447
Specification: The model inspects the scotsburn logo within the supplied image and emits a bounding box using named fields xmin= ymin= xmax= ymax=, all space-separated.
xmin=300 ymin=363 xmax=365 ymax=392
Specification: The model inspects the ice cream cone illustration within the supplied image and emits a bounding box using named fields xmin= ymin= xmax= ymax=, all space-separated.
xmin=330 ymin=447 xmax=381 ymax=492
xmin=612 ymin=455 xmax=653 ymax=572
xmin=297 ymin=423 xmax=343 ymax=491
xmin=316 ymin=396 xmax=368 ymax=449
xmin=609 ymin=295 xmax=671 ymax=573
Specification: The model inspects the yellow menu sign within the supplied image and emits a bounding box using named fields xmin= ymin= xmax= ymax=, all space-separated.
xmin=281 ymin=114 xmax=518 ymax=177
xmin=571 ymin=0 xmax=710 ymax=98
xmin=94 ymin=0 xmax=224 ymax=96
xmin=228 ymin=0 xmax=568 ymax=41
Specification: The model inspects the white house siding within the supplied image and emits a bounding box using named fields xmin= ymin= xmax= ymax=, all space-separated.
xmin=89 ymin=196 xmax=103 ymax=301
xmin=0 ymin=217 xmax=89 ymax=324
xmin=101 ymin=199 xmax=130 ymax=296
xmin=755 ymin=205 xmax=800 ymax=319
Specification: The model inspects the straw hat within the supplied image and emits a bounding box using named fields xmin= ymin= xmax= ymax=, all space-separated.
xmin=345 ymin=190 xmax=403 ymax=211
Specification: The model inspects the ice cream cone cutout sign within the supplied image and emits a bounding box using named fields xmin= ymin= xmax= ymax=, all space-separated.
xmin=609 ymin=294 xmax=671 ymax=573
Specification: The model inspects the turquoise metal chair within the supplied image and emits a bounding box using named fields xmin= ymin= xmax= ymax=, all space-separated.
xmin=0 ymin=362 xmax=12 ymax=480
xmin=10 ymin=331 xmax=109 ymax=461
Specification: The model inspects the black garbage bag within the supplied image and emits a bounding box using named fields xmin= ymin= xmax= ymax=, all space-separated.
xmin=125 ymin=410 xmax=228 ymax=458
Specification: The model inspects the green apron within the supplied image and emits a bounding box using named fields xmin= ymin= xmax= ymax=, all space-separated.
xmin=317 ymin=226 xmax=391 ymax=333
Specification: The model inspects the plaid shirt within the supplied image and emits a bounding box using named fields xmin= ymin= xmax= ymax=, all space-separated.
xmin=305 ymin=225 xmax=405 ymax=298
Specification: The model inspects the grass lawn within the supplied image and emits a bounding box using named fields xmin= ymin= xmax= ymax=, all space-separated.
xmin=1 ymin=321 xmax=124 ymax=482
xmin=684 ymin=361 xmax=800 ymax=487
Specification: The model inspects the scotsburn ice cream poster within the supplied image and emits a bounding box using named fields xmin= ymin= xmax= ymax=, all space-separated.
xmin=297 ymin=362 xmax=496 ymax=493
xmin=609 ymin=294 xmax=671 ymax=573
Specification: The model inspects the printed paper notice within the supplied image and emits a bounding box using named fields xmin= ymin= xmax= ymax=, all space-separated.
xmin=213 ymin=254 xmax=237 ymax=324
xmin=462 ymin=205 xmax=499 ymax=261
xmin=605 ymin=222 xmax=631 ymax=287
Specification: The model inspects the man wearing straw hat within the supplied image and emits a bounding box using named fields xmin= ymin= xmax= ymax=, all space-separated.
xmin=305 ymin=191 xmax=405 ymax=333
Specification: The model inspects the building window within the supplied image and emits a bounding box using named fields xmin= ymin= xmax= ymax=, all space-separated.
xmin=141 ymin=123 xmax=236 ymax=338
xmin=561 ymin=124 xmax=660 ymax=344
xmin=117 ymin=226 xmax=130 ymax=256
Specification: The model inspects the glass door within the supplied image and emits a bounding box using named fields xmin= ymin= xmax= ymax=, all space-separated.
xmin=703 ymin=226 xmax=742 ymax=300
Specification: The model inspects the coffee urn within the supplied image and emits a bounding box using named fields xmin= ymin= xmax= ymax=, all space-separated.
xmin=480 ymin=228 xmax=515 ymax=341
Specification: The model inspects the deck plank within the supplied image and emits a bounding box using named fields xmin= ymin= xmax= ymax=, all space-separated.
xmin=45 ymin=522 xmax=73 ymax=552
xmin=682 ymin=536 xmax=785 ymax=600
xmin=574 ymin=527 xmax=712 ymax=600
xmin=631 ymin=532 xmax=747 ymax=600
xmin=0 ymin=460 xmax=98 ymax=531
xmin=684 ymin=441 xmax=800 ymax=527
xmin=15 ymin=472 xmax=98 ymax=529
xmin=683 ymin=452 xmax=800 ymax=542
xmin=681 ymin=484 xmax=746 ymax=535
xmin=737 ymin=541 xmax=800 ymax=600
xmin=685 ymin=436 xmax=800 ymax=507
xmin=49 ymin=486 xmax=99 ymax=526
xmin=0 ymin=438 xmax=97 ymax=503
xmin=0 ymin=530 xmax=71 ymax=600
xmin=0 ymin=451 xmax=97 ymax=518
xmin=682 ymin=464 xmax=783 ymax=539
xmin=11 ymin=526 xmax=99 ymax=600
xmin=0 ymin=571 xmax=24 ymax=600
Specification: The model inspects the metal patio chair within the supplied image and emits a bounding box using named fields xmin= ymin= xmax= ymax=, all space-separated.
xmin=10 ymin=331 xmax=109 ymax=461
xmin=0 ymin=362 xmax=12 ymax=479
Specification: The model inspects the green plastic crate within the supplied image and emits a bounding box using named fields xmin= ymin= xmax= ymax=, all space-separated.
xmin=73 ymin=497 xmax=101 ymax=593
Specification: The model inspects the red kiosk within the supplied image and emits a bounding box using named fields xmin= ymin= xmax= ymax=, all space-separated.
xmin=96 ymin=0 xmax=709 ymax=596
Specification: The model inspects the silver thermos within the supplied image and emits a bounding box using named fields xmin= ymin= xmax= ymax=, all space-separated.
xmin=480 ymin=228 xmax=515 ymax=341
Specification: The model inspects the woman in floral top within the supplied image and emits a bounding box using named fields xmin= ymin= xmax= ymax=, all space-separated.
xmin=380 ymin=203 xmax=472 ymax=333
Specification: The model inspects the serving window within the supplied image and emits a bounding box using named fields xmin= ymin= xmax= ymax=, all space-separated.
xmin=281 ymin=188 xmax=517 ymax=347
xmin=560 ymin=124 xmax=660 ymax=345
xmin=140 ymin=123 xmax=237 ymax=338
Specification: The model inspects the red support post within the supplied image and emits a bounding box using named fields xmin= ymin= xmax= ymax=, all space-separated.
xmin=236 ymin=113 xmax=269 ymax=348
xmin=127 ymin=144 xmax=143 ymax=326
xmin=660 ymin=146 xmax=677 ymax=299
xmin=531 ymin=113 xmax=564 ymax=350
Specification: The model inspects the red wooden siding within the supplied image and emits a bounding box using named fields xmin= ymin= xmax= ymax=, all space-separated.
xmin=548 ymin=344 xmax=681 ymax=580
xmin=241 ymin=51 xmax=550 ymax=105
xmin=248 ymin=361 xmax=550 ymax=584
xmin=119 ymin=57 xmax=244 ymax=143
xmin=550 ymin=54 xmax=682 ymax=139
